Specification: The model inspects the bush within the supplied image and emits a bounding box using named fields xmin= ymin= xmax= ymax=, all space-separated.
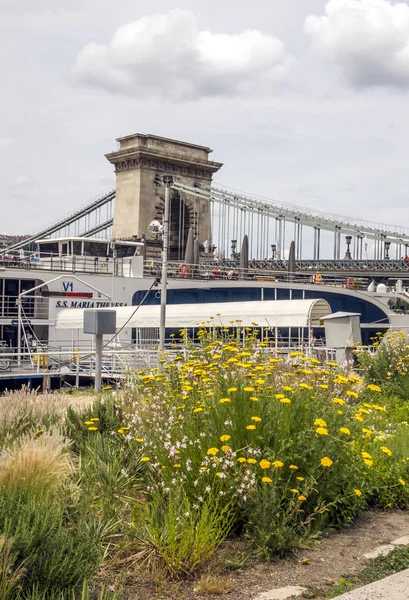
xmin=132 ymin=485 xmax=236 ymax=577
xmin=0 ymin=485 xmax=107 ymax=596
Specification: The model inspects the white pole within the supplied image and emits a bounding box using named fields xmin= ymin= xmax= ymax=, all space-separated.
xmin=95 ymin=333 xmax=102 ymax=393
xmin=159 ymin=176 xmax=174 ymax=352
xmin=17 ymin=299 xmax=22 ymax=367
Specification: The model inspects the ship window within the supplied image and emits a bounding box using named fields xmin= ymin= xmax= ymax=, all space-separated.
xmin=61 ymin=243 xmax=68 ymax=255
xmin=72 ymin=241 xmax=82 ymax=255
xmin=38 ymin=243 xmax=58 ymax=255
xmin=115 ymin=244 xmax=137 ymax=258
xmin=84 ymin=242 xmax=108 ymax=257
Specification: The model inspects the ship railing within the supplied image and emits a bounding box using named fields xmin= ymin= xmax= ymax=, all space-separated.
xmin=0 ymin=251 xmax=131 ymax=276
xmin=0 ymin=295 xmax=49 ymax=320
xmin=142 ymin=261 xmax=368 ymax=289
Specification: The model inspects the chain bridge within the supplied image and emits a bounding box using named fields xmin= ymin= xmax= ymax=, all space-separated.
xmin=5 ymin=133 xmax=409 ymax=276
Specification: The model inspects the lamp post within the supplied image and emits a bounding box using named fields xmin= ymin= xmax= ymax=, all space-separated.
xmin=344 ymin=236 xmax=352 ymax=260
xmin=159 ymin=175 xmax=174 ymax=352
xmin=271 ymin=244 xmax=277 ymax=260
xmin=231 ymin=239 xmax=237 ymax=259
xmin=385 ymin=241 xmax=391 ymax=260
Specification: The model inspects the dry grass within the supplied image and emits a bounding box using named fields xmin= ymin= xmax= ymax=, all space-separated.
xmin=0 ymin=430 xmax=75 ymax=491
xmin=194 ymin=574 xmax=234 ymax=595
xmin=0 ymin=387 xmax=70 ymax=429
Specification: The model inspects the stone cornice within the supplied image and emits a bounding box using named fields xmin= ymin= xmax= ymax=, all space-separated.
xmin=105 ymin=149 xmax=223 ymax=179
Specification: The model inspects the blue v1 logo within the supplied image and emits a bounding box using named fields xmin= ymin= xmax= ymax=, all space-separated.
xmin=62 ymin=282 xmax=73 ymax=292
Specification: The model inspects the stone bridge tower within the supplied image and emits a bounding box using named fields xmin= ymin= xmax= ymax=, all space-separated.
xmin=106 ymin=133 xmax=223 ymax=259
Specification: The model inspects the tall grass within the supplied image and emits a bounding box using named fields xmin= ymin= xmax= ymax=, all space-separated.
xmin=0 ymin=430 xmax=75 ymax=492
xmin=132 ymin=486 xmax=236 ymax=577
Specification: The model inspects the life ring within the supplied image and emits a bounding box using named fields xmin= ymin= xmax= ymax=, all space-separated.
xmin=346 ymin=277 xmax=355 ymax=289
xmin=178 ymin=263 xmax=190 ymax=278
xmin=100 ymin=262 xmax=108 ymax=271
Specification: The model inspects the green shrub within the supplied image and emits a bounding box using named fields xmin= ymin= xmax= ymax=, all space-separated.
xmin=132 ymin=485 xmax=236 ymax=578
xmin=0 ymin=486 xmax=107 ymax=596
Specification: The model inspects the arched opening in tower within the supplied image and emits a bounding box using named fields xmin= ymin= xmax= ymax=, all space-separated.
xmin=169 ymin=192 xmax=191 ymax=260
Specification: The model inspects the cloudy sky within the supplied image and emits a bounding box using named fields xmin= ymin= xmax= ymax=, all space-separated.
xmin=2 ymin=0 xmax=409 ymax=235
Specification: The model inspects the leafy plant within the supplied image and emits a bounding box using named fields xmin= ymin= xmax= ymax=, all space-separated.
xmin=132 ymin=486 xmax=236 ymax=577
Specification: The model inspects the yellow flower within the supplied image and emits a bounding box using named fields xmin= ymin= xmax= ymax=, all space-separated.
xmin=337 ymin=410 xmax=344 ymax=415
xmin=140 ymin=457 xmax=150 ymax=462
xmin=228 ymin=387 xmax=237 ymax=392
xmin=361 ymin=451 xmax=372 ymax=459
xmin=237 ymin=457 xmax=246 ymax=463
xmin=249 ymin=396 xmax=259 ymax=402
xmin=35 ymin=430 xmax=44 ymax=437
xmin=193 ymin=407 xmax=203 ymax=413
xmin=219 ymin=398 xmax=231 ymax=403
xmin=362 ymin=428 xmax=373 ymax=438
xmin=283 ymin=386 xmax=293 ymax=391
xmin=275 ymin=393 xmax=285 ymax=399
xmin=262 ymin=476 xmax=272 ymax=483
xmin=220 ymin=435 xmax=231 ymax=442
xmin=280 ymin=398 xmax=291 ymax=404
xmin=300 ymin=383 xmax=313 ymax=390
xmin=339 ymin=427 xmax=351 ymax=436
xmin=135 ymin=438 xmax=144 ymax=443
xmin=347 ymin=391 xmax=359 ymax=398
xmin=90 ymin=418 xmax=100 ymax=421
xmin=399 ymin=478 xmax=406 ymax=486
xmin=221 ymin=445 xmax=231 ymax=452
xmin=259 ymin=459 xmax=271 ymax=469
xmin=354 ymin=489 xmax=362 ymax=497
xmin=247 ymin=458 xmax=257 ymax=464
xmin=314 ymin=418 xmax=327 ymax=428
xmin=381 ymin=446 xmax=392 ymax=457
xmin=173 ymin=464 xmax=181 ymax=468
xmin=243 ymin=387 xmax=254 ymax=392
xmin=354 ymin=413 xmax=364 ymax=422
xmin=84 ymin=421 xmax=93 ymax=425
xmin=316 ymin=427 xmax=328 ymax=436
xmin=298 ymin=495 xmax=307 ymax=501
xmin=87 ymin=426 xmax=98 ymax=431
xmin=319 ymin=384 xmax=329 ymax=389
xmin=296 ymin=476 xmax=305 ymax=481
xmin=207 ymin=448 xmax=219 ymax=456
xmin=367 ymin=384 xmax=381 ymax=392
xmin=333 ymin=398 xmax=345 ymax=406
xmin=289 ymin=464 xmax=298 ymax=470
xmin=273 ymin=460 xmax=284 ymax=468
xmin=215 ymin=472 xmax=222 ymax=477
xmin=246 ymin=425 xmax=256 ymax=430
xmin=320 ymin=457 xmax=333 ymax=467
xmin=364 ymin=458 xmax=373 ymax=467
xmin=291 ymin=489 xmax=299 ymax=493
xmin=251 ymin=416 xmax=262 ymax=422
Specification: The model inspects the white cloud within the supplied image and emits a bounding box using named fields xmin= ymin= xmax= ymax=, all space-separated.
xmin=305 ymin=0 xmax=409 ymax=89
xmin=0 ymin=137 xmax=15 ymax=150
xmin=10 ymin=175 xmax=33 ymax=189
xmin=74 ymin=9 xmax=292 ymax=100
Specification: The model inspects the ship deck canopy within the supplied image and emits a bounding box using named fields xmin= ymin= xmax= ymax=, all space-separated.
xmin=55 ymin=299 xmax=331 ymax=330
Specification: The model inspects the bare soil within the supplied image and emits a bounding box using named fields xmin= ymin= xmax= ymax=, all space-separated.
xmin=106 ymin=509 xmax=409 ymax=600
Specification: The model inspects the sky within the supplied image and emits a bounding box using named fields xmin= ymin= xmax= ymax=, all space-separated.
xmin=2 ymin=0 xmax=409 ymax=235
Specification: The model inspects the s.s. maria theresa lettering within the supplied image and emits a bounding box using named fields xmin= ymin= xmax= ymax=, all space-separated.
xmin=55 ymin=301 xmax=128 ymax=308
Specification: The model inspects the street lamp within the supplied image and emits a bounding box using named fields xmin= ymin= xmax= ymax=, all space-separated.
xmin=231 ymin=240 xmax=237 ymax=259
xmin=159 ymin=175 xmax=174 ymax=352
xmin=271 ymin=244 xmax=277 ymax=260
xmin=344 ymin=236 xmax=352 ymax=260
